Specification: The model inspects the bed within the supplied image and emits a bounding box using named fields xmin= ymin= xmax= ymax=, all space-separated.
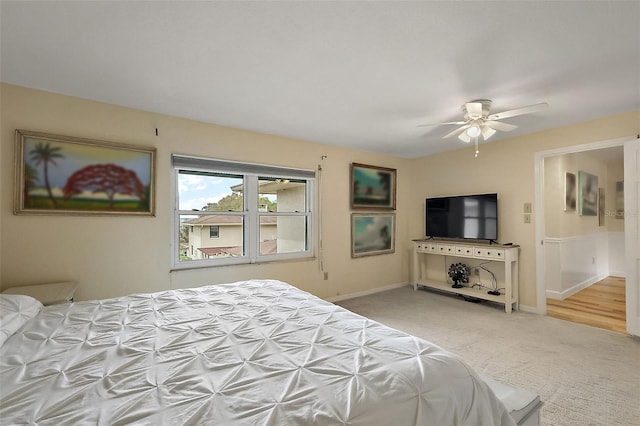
xmin=1 ymin=279 xmax=536 ymax=425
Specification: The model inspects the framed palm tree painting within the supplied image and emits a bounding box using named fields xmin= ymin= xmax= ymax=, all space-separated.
xmin=14 ymin=130 xmax=156 ymax=215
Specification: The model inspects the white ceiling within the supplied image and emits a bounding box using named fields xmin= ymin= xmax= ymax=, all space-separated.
xmin=1 ymin=1 xmax=639 ymax=158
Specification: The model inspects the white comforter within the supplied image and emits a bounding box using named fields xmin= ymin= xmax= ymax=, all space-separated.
xmin=0 ymin=280 xmax=514 ymax=425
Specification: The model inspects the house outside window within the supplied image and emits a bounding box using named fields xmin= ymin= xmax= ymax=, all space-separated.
xmin=172 ymin=155 xmax=315 ymax=269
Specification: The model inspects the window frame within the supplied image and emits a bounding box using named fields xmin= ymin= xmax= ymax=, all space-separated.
xmin=172 ymin=155 xmax=315 ymax=270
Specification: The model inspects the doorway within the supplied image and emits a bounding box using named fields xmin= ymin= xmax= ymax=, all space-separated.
xmin=535 ymin=139 xmax=628 ymax=333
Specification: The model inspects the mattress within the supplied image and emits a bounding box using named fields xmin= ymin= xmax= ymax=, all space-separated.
xmin=1 ymin=279 xmax=515 ymax=425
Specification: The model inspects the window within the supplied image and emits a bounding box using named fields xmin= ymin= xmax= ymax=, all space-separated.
xmin=172 ymin=155 xmax=315 ymax=268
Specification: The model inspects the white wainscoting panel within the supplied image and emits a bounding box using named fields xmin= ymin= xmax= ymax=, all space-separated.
xmin=608 ymin=231 xmax=625 ymax=277
xmin=545 ymin=233 xmax=610 ymax=300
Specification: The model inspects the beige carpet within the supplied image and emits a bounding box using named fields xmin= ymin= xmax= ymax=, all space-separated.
xmin=337 ymin=285 xmax=640 ymax=426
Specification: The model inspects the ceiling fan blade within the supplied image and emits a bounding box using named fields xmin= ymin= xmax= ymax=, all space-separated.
xmin=485 ymin=120 xmax=518 ymax=132
xmin=465 ymin=102 xmax=483 ymax=119
xmin=444 ymin=125 xmax=469 ymax=139
xmin=416 ymin=121 xmax=467 ymax=128
xmin=488 ymin=102 xmax=548 ymax=121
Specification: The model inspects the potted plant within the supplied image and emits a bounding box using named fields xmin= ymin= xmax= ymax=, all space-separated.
xmin=448 ymin=262 xmax=470 ymax=288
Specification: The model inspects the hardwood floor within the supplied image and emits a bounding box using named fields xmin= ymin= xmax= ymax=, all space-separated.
xmin=546 ymin=276 xmax=627 ymax=333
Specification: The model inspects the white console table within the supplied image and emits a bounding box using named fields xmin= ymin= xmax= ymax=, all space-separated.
xmin=411 ymin=240 xmax=519 ymax=313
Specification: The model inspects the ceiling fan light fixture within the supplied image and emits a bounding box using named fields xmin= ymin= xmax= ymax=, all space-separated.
xmin=466 ymin=123 xmax=481 ymax=138
xmin=458 ymin=131 xmax=472 ymax=143
xmin=481 ymin=125 xmax=496 ymax=140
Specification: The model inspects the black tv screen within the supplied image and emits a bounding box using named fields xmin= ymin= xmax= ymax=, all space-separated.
xmin=425 ymin=193 xmax=498 ymax=241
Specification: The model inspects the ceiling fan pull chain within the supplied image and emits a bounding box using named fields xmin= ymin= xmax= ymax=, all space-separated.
xmin=474 ymin=137 xmax=479 ymax=158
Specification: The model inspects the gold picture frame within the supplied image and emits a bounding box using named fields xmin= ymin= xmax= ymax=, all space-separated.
xmin=351 ymin=213 xmax=395 ymax=258
xmin=350 ymin=163 xmax=397 ymax=210
xmin=14 ymin=130 xmax=156 ymax=216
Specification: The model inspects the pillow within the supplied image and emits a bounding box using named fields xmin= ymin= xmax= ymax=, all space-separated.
xmin=0 ymin=294 xmax=43 ymax=346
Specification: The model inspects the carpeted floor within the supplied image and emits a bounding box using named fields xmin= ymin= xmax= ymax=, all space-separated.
xmin=337 ymin=285 xmax=640 ymax=426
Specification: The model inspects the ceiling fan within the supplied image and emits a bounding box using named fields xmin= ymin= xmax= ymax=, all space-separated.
xmin=418 ymin=99 xmax=548 ymax=144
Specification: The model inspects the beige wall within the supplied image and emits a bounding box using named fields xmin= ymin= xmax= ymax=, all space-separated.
xmin=408 ymin=111 xmax=639 ymax=308
xmin=0 ymin=83 xmax=411 ymax=301
xmin=2 ymin=83 xmax=638 ymax=308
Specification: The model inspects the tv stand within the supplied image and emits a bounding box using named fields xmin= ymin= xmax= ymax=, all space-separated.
xmin=411 ymin=239 xmax=519 ymax=313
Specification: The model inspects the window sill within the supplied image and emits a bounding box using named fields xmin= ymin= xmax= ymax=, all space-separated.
xmin=170 ymin=254 xmax=316 ymax=272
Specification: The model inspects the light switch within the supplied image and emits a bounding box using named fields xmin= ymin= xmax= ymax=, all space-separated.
xmin=524 ymin=202 xmax=532 ymax=213
xmin=524 ymin=214 xmax=531 ymax=224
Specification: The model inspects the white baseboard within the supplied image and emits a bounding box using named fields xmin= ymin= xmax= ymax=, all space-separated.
xmin=609 ymin=270 xmax=625 ymax=278
xmin=326 ymin=282 xmax=409 ymax=303
xmin=546 ymin=272 xmax=609 ymax=300
xmin=518 ymin=304 xmax=541 ymax=314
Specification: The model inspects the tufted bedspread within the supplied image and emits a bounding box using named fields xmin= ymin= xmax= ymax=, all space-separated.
xmin=0 ymin=279 xmax=514 ymax=425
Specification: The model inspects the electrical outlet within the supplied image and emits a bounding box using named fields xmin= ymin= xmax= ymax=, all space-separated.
xmin=323 ymin=272 xmax=329 ymax=280
xmin=524 ymin=214 xmax=531 ymax=224
xmin=524 ymin=202 xmax=532 ymax=213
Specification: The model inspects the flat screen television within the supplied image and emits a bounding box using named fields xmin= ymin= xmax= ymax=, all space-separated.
xmin=425 ymin=193 xmax=498 ymax=241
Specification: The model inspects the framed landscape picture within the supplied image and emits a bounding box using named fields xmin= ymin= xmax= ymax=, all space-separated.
xmin=564 ymin=172 xmax=576 ymax=211
xmin=351 ymin=213 xmax=395 ymax=258
xmin=14 ymin=130 xmax=156 ymax=216
xmin=616 ymin=181 xmax=624 ymax=219
xmin=598 ymin=187 xmax=605 ymax=226
xmin=350 ymin=163 xmax=396 ymax=210
xmin=578 ymin=170 xmax=598 ymax=216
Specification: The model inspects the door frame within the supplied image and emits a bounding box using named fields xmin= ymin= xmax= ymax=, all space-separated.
xmin=534 ymin=136 xmax=631 ymax=319
xmin=623 ymin=139 xmax=640 ymax=336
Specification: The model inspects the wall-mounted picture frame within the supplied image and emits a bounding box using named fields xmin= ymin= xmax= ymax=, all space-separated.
xmin=598 ymin=187 xmax=605 ymax=226
xmin=578 ymin=170 xmax=598 ymax=216
xmin=351 ymin=213 xmax=395 ymax=258
xmin=350 ymin=163 xmax=396 ymax=210
xmin=616 ymin=181 xmax=624 ymax=219
xmin=564 ymin=171 xmax=576 ymax=212
xmin=14 ymin=129 xmax=156 ymax=216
